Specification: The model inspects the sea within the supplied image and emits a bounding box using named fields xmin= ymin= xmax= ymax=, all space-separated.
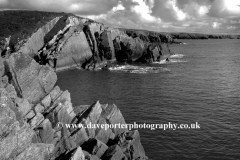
xmin=57 ymin=39 xmax=240 ymax=160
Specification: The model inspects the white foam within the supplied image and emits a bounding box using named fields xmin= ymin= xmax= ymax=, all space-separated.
xmin=153 ymin=60 xmax=168 ymax=64
xmin=109 ymin=65 xmax=170 ymax=74
xmin=170 ymin=54 xmax=185 ymax=58
xmin=170 ymin=59 xmax=187 ymax=63
xmin=109 ymin=65 xmax=138 ymax=71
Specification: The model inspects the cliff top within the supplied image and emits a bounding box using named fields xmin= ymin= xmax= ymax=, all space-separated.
xmin=0 ymin=10 xmax=75 ymax=39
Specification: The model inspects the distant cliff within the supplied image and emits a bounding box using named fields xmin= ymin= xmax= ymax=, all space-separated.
xmin=167 ymin=32 xmax=240 ymax=39
xmin=119 ymin=28 xmax=240 ymax=40
xmin=0 ymin=10 xmax=172 ymax=71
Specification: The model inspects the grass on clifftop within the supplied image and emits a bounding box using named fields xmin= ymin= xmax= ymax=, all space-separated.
xmin=0 ymin=10 xmax=74 ymax=48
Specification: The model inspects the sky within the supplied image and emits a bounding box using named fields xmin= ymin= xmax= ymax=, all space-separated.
xmin=0 ymin=0 xmax=240 ymax=34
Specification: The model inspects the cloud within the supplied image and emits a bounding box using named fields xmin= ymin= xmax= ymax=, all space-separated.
xmin=112 ymin=1 xmax=125 ymax=12
xmin=0 ymin=0 xmax=120 ymax=15
xmin=212 ymin=22 xmax=221 ymax=29
xmin=208 ymin=0 xmax=240 ymax=17
xmin=151 ymin=0 xmax=187 ymax=22
xmin=178 ymin=1 xmax=210 ymax=18
xmin=230 ymin=19 xmax=240 ymax=24
xmin=132 ymin=0 xmax=157 ymax=22
xmin=0 ymin=0 xmax=7 ymax=5
xmin=227 ymin=26 xmax=236 ymax=30
xmin=131 ymin=0 xmax=161 ymax=22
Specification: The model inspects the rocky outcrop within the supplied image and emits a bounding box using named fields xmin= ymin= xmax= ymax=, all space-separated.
xmin=0 ymin=52 xmax=148 ymax=159
xmin=0 ymin=10 xmax=174 ymax=71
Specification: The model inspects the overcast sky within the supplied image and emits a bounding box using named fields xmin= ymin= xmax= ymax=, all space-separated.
xmin=0 ymin=0 xmax=240 ymax=34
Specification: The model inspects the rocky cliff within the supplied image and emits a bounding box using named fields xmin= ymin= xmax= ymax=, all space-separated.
xmin=0 ymin=11 xmax=153 ymax=160
xmin=0 ymin=52 xmax=148 ymax=160
xmin=0 ymin=10 xmax=172 ymax=71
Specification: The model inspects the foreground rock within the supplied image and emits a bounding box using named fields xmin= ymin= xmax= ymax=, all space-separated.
xmin=0 ymin=52 xmax=148 ymax=159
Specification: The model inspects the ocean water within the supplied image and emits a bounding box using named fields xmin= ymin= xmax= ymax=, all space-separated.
xmin=57 ymin=39 xmax=240 ymax=160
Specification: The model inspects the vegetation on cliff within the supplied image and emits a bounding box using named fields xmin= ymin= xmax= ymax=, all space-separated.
xmin=0 ymin=10 xmax=75 ymax=50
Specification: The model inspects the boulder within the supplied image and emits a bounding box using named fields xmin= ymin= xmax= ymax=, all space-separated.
xmin=0 ymin=124 xmax=35 ymax=158
xmin=81 ymin=138 xmax=108 ymax=158
xmin=16 ymin=98 xmax=32 ymax=117
xmin=0 ymin=101 xmax=18 ymax=140
xmin=38 ymin=65 xmax=58 ymax=93
xmin=5 ymin=52 xmax=57 ymax=104
xmin=71 ymin=146 xmax=85 ymax=160
xmin=14 ymin=143 xmax=54 ymax=160
xmin=95 ymin=117 xmax=115 ymax=144
xmin=29 ymin=113 xmax=44 ymax=129
xmin=71 ymin=126 xmax=89 ymax=146
xmin=44 ymin=90 xmax=75 ymax=128
xmin=114 ymin=130 xmax=146 ymax=160
xmin=49 ymin=85 xmax=62 ymax=100
xmin=102 ymin=104 xmax=127 ymax=135
xmin=81 ymin=101 xmax=102 ymax=138
xmin=51 ymin=128 xmax=77 ymax=159
xmin=34 ymin=103 xmax=44 ymax=113
xmin=5 ymin=83 xmax=17 ymax=99
xmin=24 ymin=110 xmax=35 ymax=120
xmin=38 ymin=118 xmax=55 ymax=143
xmin=46 ymin=103 xmax=73 ymax=129
xmin=101 ymin=145 xmax=126 ymax=160
xmin=41 ymin=94 xmax=51 ymax=108
xmin=83 ymin=150 xmax=100 ymax=160
xmin=1 ymin=76 xmax=9 ymax=88
xmin=74 ymin=105 xmax=90 ymax=116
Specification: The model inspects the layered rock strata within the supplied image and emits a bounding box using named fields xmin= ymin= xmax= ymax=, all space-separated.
xmin=0 ymin=10 xmax=172 ymax=71
xmin=0 ymin=52 xmax=148 ymax=160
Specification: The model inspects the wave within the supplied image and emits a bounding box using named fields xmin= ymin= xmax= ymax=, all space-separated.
xmin=153 ymin=59 xmax=169 ymax=64
xmin=170 ymin=59 xmax=187 ymax=63
xmin=108 ymin=65 xmax=170 ymax=74
xmin=170 ymin=54 xmax=185 ymax=59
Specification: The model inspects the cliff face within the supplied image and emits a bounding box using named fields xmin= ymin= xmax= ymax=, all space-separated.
xmin=0 ymin=52 xmax=148 ymax=160
xmin=0 ymin=10 xmax=172 ymax=71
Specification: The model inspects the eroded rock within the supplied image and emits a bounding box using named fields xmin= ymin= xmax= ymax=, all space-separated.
xmin=15 ymin=143 xmax=54 ymax=160
xmin=5 ymin=52 xmax=57 ymax=104
xmin=101 ymin=145 xmax=126 ymax=160
xmin=81 ymin=138 xmax=108 ymax=158
xmin=0 ymin=14 xmax=149 ymax=159
xmin=71 ymin=146 xmax=85 ymax=160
